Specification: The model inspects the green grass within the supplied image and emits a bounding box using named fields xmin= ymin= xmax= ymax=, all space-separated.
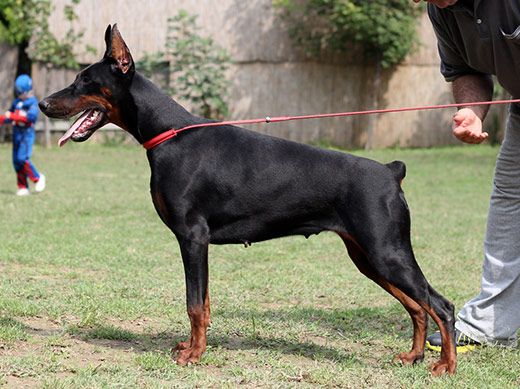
xmin=0 ymin=142 xmax=518 ymax=388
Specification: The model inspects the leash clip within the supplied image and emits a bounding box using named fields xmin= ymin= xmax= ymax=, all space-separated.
xmin=265 ymin=116 xmax=271 ymax=123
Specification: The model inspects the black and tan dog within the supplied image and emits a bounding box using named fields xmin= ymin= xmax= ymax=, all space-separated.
xmin=39 ymin=25 xmax=456 ymax=375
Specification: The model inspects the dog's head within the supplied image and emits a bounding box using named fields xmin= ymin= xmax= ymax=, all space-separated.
xmin=39 ymin=24 xmax=135 ymax=146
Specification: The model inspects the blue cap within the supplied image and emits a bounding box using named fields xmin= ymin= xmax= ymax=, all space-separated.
xmin=14 ymin=74 xmax=33 ymax=96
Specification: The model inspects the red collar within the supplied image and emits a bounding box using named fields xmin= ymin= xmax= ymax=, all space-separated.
xmin=143 ymin=129 xmax=178 ymax=150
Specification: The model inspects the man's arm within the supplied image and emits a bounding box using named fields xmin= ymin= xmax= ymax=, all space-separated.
xmin=451 ymin=74 xmax=494 ymax=144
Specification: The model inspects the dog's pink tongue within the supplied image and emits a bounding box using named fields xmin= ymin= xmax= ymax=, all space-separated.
xmin=58 ymin=110 xmax=92 ymax=147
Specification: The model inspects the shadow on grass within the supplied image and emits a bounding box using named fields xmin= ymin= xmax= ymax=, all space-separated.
xmin=0 ymin=189 xmax=16 ymax=196
xmin=0 ymin=316 xmax=32 ymax=334
xmin=1 ymin=303 xmax=414 ymax=366
xmin=32 ymin=305 xmax=413 ymax=364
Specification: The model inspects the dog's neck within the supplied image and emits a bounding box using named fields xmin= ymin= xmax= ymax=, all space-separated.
xmin=127 ymin=72 xmax=207 ymax=144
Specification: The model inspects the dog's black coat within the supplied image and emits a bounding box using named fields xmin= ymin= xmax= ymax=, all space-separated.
xmin=39 ymin=25 xmax=457 ymax=375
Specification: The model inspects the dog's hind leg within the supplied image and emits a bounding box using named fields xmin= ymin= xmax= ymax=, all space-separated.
xmin=338 ymin=233 xmax=428 ymax=364
xmin=173 ymin=237 xmax=211 ymax=366
xmin=337 ymin=232 xmax=456 ymax=376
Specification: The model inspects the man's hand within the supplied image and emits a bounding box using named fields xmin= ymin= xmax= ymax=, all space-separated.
xmin=452 ymin=108 xmax=488 ymax=144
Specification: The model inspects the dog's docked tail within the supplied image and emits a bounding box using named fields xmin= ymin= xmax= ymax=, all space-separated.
xmin=385 ymin=160 xmax=406 ymax=186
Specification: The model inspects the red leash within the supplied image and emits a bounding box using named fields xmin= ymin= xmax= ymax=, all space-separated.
xmin=143 ymin=99 xmax=520 ymax=150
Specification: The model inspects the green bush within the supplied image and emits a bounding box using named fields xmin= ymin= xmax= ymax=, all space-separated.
xmin=274 ymin=0 xmax=422 ymax=68
xmin=138 ymin=10 xmax=231 ymax=120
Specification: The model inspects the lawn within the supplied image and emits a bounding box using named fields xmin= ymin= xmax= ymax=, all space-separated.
xmin=0 ymin=142 xmax=518 ymax=388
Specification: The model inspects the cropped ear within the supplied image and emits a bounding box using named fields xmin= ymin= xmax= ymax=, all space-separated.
xmin=103 ymin=24 xmax=134 ymax=75
xmin=103 ymin=25 xmax=112 ymax=58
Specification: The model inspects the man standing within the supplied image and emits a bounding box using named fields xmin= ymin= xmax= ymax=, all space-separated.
xmin=412 ymin=0 xmax=520 ymax=352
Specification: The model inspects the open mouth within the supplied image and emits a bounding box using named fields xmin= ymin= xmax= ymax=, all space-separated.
xmin=58 ymin=109 xmax=106 ymax=147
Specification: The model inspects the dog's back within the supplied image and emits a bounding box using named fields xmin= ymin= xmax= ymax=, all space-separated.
xmin=147 ymin=122 xmax=407 ymax=244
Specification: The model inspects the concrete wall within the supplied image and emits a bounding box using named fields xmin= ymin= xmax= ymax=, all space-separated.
xmin=22 ymin=0 xmax=504 ymax=148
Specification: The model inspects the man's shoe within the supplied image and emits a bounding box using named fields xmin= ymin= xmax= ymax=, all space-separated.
xmin=16 ymin=188 xmax=30 ymax=196
xmin=426 ymin=329 xmax=480 ymax=353
xmin=35 ymin=174 xmax=46 ymax=192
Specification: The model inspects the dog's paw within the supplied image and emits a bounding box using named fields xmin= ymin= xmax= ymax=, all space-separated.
xmin=172 ymin=345 xmax=205 ymax=366
xmin=394 ymin=350 xmax=424 ymax=366
xmin=429 ymin=359 xmax=456 ymax=377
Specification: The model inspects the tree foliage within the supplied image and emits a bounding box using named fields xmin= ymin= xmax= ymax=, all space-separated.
xmin=139 ymin=10 xmax=231 ymax=120
xmin=0 ymin=0 xmax=94 ymax=69
xmin=275 ymin=0 xmax=423 ymax=149
xmin=274 ymin=0 xmax=422 ymax=68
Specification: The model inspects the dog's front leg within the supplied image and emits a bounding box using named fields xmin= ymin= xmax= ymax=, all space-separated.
xmin=173 ymin=238 xmax=211 ymax=366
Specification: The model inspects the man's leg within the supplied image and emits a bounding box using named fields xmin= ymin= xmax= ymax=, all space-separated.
xmin=456 ymin=112 xmax=520 ymax=346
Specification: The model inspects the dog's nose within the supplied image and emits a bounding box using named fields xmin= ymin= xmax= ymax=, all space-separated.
xmin=38 ymin=99 xmax=50 ymax=112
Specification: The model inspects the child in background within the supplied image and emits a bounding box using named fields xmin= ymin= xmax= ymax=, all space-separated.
xmin=0 ymin=74 xmax=45 ymax=196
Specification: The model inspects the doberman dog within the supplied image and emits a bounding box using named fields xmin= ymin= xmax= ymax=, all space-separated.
xmin=39 ymin=25 xmax=457 ymax=376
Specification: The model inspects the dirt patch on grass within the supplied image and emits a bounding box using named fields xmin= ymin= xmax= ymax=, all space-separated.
xmin=0 ymin=315 xmax=176 ymax=387
xmin=0 ymin=314 xmax=449 ymax=388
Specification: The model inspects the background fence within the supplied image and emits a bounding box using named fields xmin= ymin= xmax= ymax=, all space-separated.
xmin=0 ymin=0 xmax=508 ymax=148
